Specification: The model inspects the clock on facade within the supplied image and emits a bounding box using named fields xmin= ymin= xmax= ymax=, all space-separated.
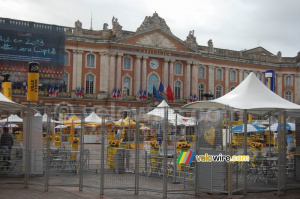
xmin=150 ymin=59 xmax=159 ymax=69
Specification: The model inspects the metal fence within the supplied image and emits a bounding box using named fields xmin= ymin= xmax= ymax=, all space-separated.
xmin=0 ymin=105 xmax=300 ymax=198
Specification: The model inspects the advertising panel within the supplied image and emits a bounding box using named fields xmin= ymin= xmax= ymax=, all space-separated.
xmin=265 ymin=69 xmax=276 ymax=92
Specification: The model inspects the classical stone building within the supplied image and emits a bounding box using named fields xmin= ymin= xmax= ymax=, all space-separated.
xmin=1 ymin=12 xmax=300 ymax=113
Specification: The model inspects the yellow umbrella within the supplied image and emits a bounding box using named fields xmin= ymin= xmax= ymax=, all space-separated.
xmin=64 ymin=115 xmax=81 ymax=125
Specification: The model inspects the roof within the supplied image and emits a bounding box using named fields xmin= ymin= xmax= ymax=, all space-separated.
xmin=182 ymin=72 xmax=300 ymax=115
xmin=0 ymin=92 xmax=26 ymax=113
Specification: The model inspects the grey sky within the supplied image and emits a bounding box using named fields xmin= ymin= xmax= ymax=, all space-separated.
xmin=1 ymin=0 xmax=299 ymax=57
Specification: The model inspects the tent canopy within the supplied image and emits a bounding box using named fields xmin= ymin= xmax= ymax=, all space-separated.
xmin=145 ymin=100 xmax=183 ymax=121
xmin=182 ymin=72 xmax=300 ymax=115
xmin=0 ymin=92 xmax=26 ymax=113
xmin=64 ymin=115 xmax=81 ymax=124
xmin=84 ymin=111 xmax=104 ymax=123
xmin=0 ymin=114 xmax=23 ymax=123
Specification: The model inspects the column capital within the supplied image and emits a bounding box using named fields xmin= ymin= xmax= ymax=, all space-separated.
xmin=142 ymin=56 xmax=148 ymax=60
xmin=170 ymin=59 xmax=176 ymax=63
xmin=109 ymin=52 xmax=117 ymax=57
xmin=277 ymin=73 xmax=283 ymax=77
xmin=187 ymin=60 xmax=193 ymax=65
xmin=73 ymin=50 xmax=84 ymax=54
xmin=100 ymin=52 xmax=109 ymax=56
xmin=208 ymin=65 xmax=215 ymax=69
xmin=164 ymin=58 xmax=169 ymax=63
xmin=225 ymin=67 xmax=230 ymax=72
xmin=136 ymin=55 xmax=143 ymax=59
xmin=117 ymin=52 xmax=123 ymax=57
xmin=295 ymin=73 xmax=300 ymax=78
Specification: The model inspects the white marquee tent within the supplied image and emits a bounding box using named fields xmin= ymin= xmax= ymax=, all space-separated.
xmin=0 ymin=92 xmax=26 ymax=113
xmin=0 ymin=114 xmax=23 ymax=123
xmin=84 ymin=111 xmax=104 ymax=123
xmin=182 ymin=72 xmax=300 ymax=114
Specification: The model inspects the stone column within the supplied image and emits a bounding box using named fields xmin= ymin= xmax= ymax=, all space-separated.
xmin=239 ymin=69 xmax=244 ymax=83
xmin=116 ymin=53 xmax=123 ymax=90
xmin=185 ymin=61 xmax=192 ymax=99
xmin=72 ymin=50 xmax=83 ymax=90
xmin=141 ymin=56 xmax=148 ymax=91
xmin=163 ymin=59 xmax=169 ymax=87
xmin=208 ymin=65 xmax=215 ymax=95
xmin=295 ymin=74 xmax=300 ymax=104
xmin=191 ymin=62 xmax=198 ymax=96
xmin=72 ymin=50 xmax=78 ymax=90
xmin=134 ymin=55 xmax=142 ymax=96
xmin=277 ymin=73 xmax=283 ymax=97
xmin=100 ymin=52 xmax=109 ymax=92
xmin=108 ymin=53 xmax=116 ymax=93
xmin=225 ymin=67 xmax=230 ymax=93
xmin=169 ymin=60 xmax=175 ymax=90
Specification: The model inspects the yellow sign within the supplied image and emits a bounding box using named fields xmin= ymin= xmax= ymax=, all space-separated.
xmin=1 ymin=82 xmax=12 ymax=100
xmin=27 ymin=62 xmax=39 ymax=102
xmin=204 ymin=126 xmax=215 ymax=146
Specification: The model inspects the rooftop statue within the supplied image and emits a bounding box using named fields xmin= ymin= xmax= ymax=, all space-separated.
xmin=136 ymin=12 xmax=172 ymax=34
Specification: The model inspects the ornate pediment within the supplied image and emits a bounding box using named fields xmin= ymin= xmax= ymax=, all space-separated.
xmin=136 ymin=32 xmax=176 ymax=49
xmin=137 ymin=12 xmax=172 ymax=34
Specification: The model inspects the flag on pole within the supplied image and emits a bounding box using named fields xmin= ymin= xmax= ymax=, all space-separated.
xmin=142 ymin=90 xmax=147 ymax=100
xmin=166 ymin=86 xmax=174 ymax=102
xmin=193 ymin=94 xmax=197 ymax=102
xmin=139 ymin=91 xmax=143 ymax=100
xmin=117 ymin=89 xmax=122 ymax=98
xmin=189 ymin=95 xmax=193 ymax=102
xmin=76 ymin=87 xmax=80 ymax=97
xmin=153 ymin=86 xmax=163 ymax=100
xmin=112 ymin=89 xmax=117 ymax=98
xmin=54 ymin=85 xmax=59 ymax=97
xmin=159 ymin=82 xmax=167 ymax=93
xmin=80 ymin=87 xmax=84 ymax=97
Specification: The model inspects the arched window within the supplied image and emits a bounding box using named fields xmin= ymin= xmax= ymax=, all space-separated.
xmin=285 ymin=91 xmax=292 ymax=102
xmin=64 ymin=51 xmax=70 ymax=66
xmin=86 ymin=74 xmax=95 ymax=94
xmin=198 ymin=84 xmax=205 ymax=101
xmin=123 ymin=57 xmax=132 ymax=70
xmin=285 ymin=75 xmax=292 ymax=86
xmin=244 ymin=71 xmax=249 ymax=79
xmin=174 ymin=81 xmax=181 ymax=99
xmin=216 ymin=68 xmax=222 ymax=80
xmin=87 ymin=53 xmax=95 ymax=68
xmin=216 ymin=86 xmax=222 ymax=98
xmin=257 ymin=73 xmax=262 ymax=81
xmin=122 ymin=76 xmax=131 ymax=96
xmin=230 ymin=70 xmax=236 ymax=82
xmin=175 ymin=63 xmax=182 ymax=75
xmin=199 ymin=66 xmax=205 ymax=78
xmin=147 ymin=73 xmax=159 ymax=96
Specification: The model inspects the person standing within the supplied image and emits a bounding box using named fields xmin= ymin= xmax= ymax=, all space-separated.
xmin=286 ymin=130 xmax=296 ymax=153
xmin=0 ymin=127 xmax=14 ymax=162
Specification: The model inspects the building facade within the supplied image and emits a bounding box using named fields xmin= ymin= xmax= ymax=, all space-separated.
xmin=1 ymin=12 xmax=300 ymax=113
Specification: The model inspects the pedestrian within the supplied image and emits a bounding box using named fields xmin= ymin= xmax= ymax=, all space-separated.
xmin=0 ymin=127 xmax=14 ymax=163
xmin=286 ymin=130 xmax=295 ymax=153
xmin=273 ymin=131 xmax=278 ymax=147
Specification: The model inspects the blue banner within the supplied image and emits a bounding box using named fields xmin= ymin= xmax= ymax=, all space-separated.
xmin=265 ymin=70 xmax=275 ymax=92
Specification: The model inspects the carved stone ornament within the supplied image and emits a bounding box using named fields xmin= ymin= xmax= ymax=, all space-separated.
xmin=136 ymin=32 xmax=176 ymax=49
xmin=185 ymin=30 xmax=198 ymax=49
xmin=136 ymin=12 xmax=172 ymax=34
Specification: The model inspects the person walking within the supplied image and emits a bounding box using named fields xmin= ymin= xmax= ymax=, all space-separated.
xmin=0 ymin=127 xmax=14 ymax=163
xmin=286 ymin=130 xmax=296 ymax=153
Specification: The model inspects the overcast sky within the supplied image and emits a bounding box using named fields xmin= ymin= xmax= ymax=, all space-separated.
xmin=1 ymin=0 xmax=299 ymax=57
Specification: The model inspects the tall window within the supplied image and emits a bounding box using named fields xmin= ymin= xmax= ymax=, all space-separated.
xmin=285 ymin=75 xmax=292 ymax=86
xmin=257 ymin=73 xmax=262 ymax=81
xmin=244 ymin=71 xmax=249 ymax=79
xmin=198 ymin=84 xmax=205 ymax=101
xmin=216 ymin=68 xmax=222 ymax=80
xmin=60 ymin=72 xmax=68 ymax=92
xmin=64 ymin=51 xmax=69 ymax=66
xmin=230 ymin=70 xmax=236 ymax=82
xmin=122 ymin=76 xmax=131 ymax=96
xmin=123 ymin=57 xmax=132 ymax=70
xmin=285 ymin=91 xmax=292 ymax=102
xmin=147 ymin=73 xmax=159 ymax=96
xmin=199 ymin=66 xmax=205 ymax=78
xmin=216 ymin=86 xmax=222 ymax=98
xmin=174 ymin=81 xmax=181 ymax=99
xmin=87 ymin=54 xmax=95 ymax=68
xmin=175 ymin=63 xmax=182 ymax=75
xmin=86 ymin=74 xmax=95 ymax=94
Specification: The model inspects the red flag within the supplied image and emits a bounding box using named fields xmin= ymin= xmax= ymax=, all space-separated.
xmin=166 ymin=86 xmax=174 ymax=103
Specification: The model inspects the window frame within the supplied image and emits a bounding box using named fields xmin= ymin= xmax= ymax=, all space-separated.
xmin=230 ymin=70 xmax=237 ymax=82
xmin=257 ymin=72 xmax=263 ymax=81
xmin=174 ymin=80 xmax=182 ymax=99
xmin=86 ymin=53 xmax=96 ymax=68
xmin=64 ymin=51 xmax=70 ymax=66
xmin=122 ymin=75 xmax=132 ymax=96
xmin=216 ymin=68 xmax=223 ymax=81
xmin=215 ymin=85 xmax=222 ymax=98
xmin=285 ymin=75 xmax=293 ymax=86
xmin=174 ymin=62 xmax=183 ymax=76
xmin=123 ymin=56 xmax=132 ymax=71
xmin=85 ymin=73 xmax=95 ymax=94
xmin=285 ymin=90 xmax=292 ymax=102
xmin=199 ymin=66 xmax=205 ymax=79
xmin=198 ymin=83 xmax=205 ymax=101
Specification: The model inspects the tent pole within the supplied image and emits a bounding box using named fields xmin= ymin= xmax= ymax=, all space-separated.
xmin=243 ymin=110 xmax=247 ymax=195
